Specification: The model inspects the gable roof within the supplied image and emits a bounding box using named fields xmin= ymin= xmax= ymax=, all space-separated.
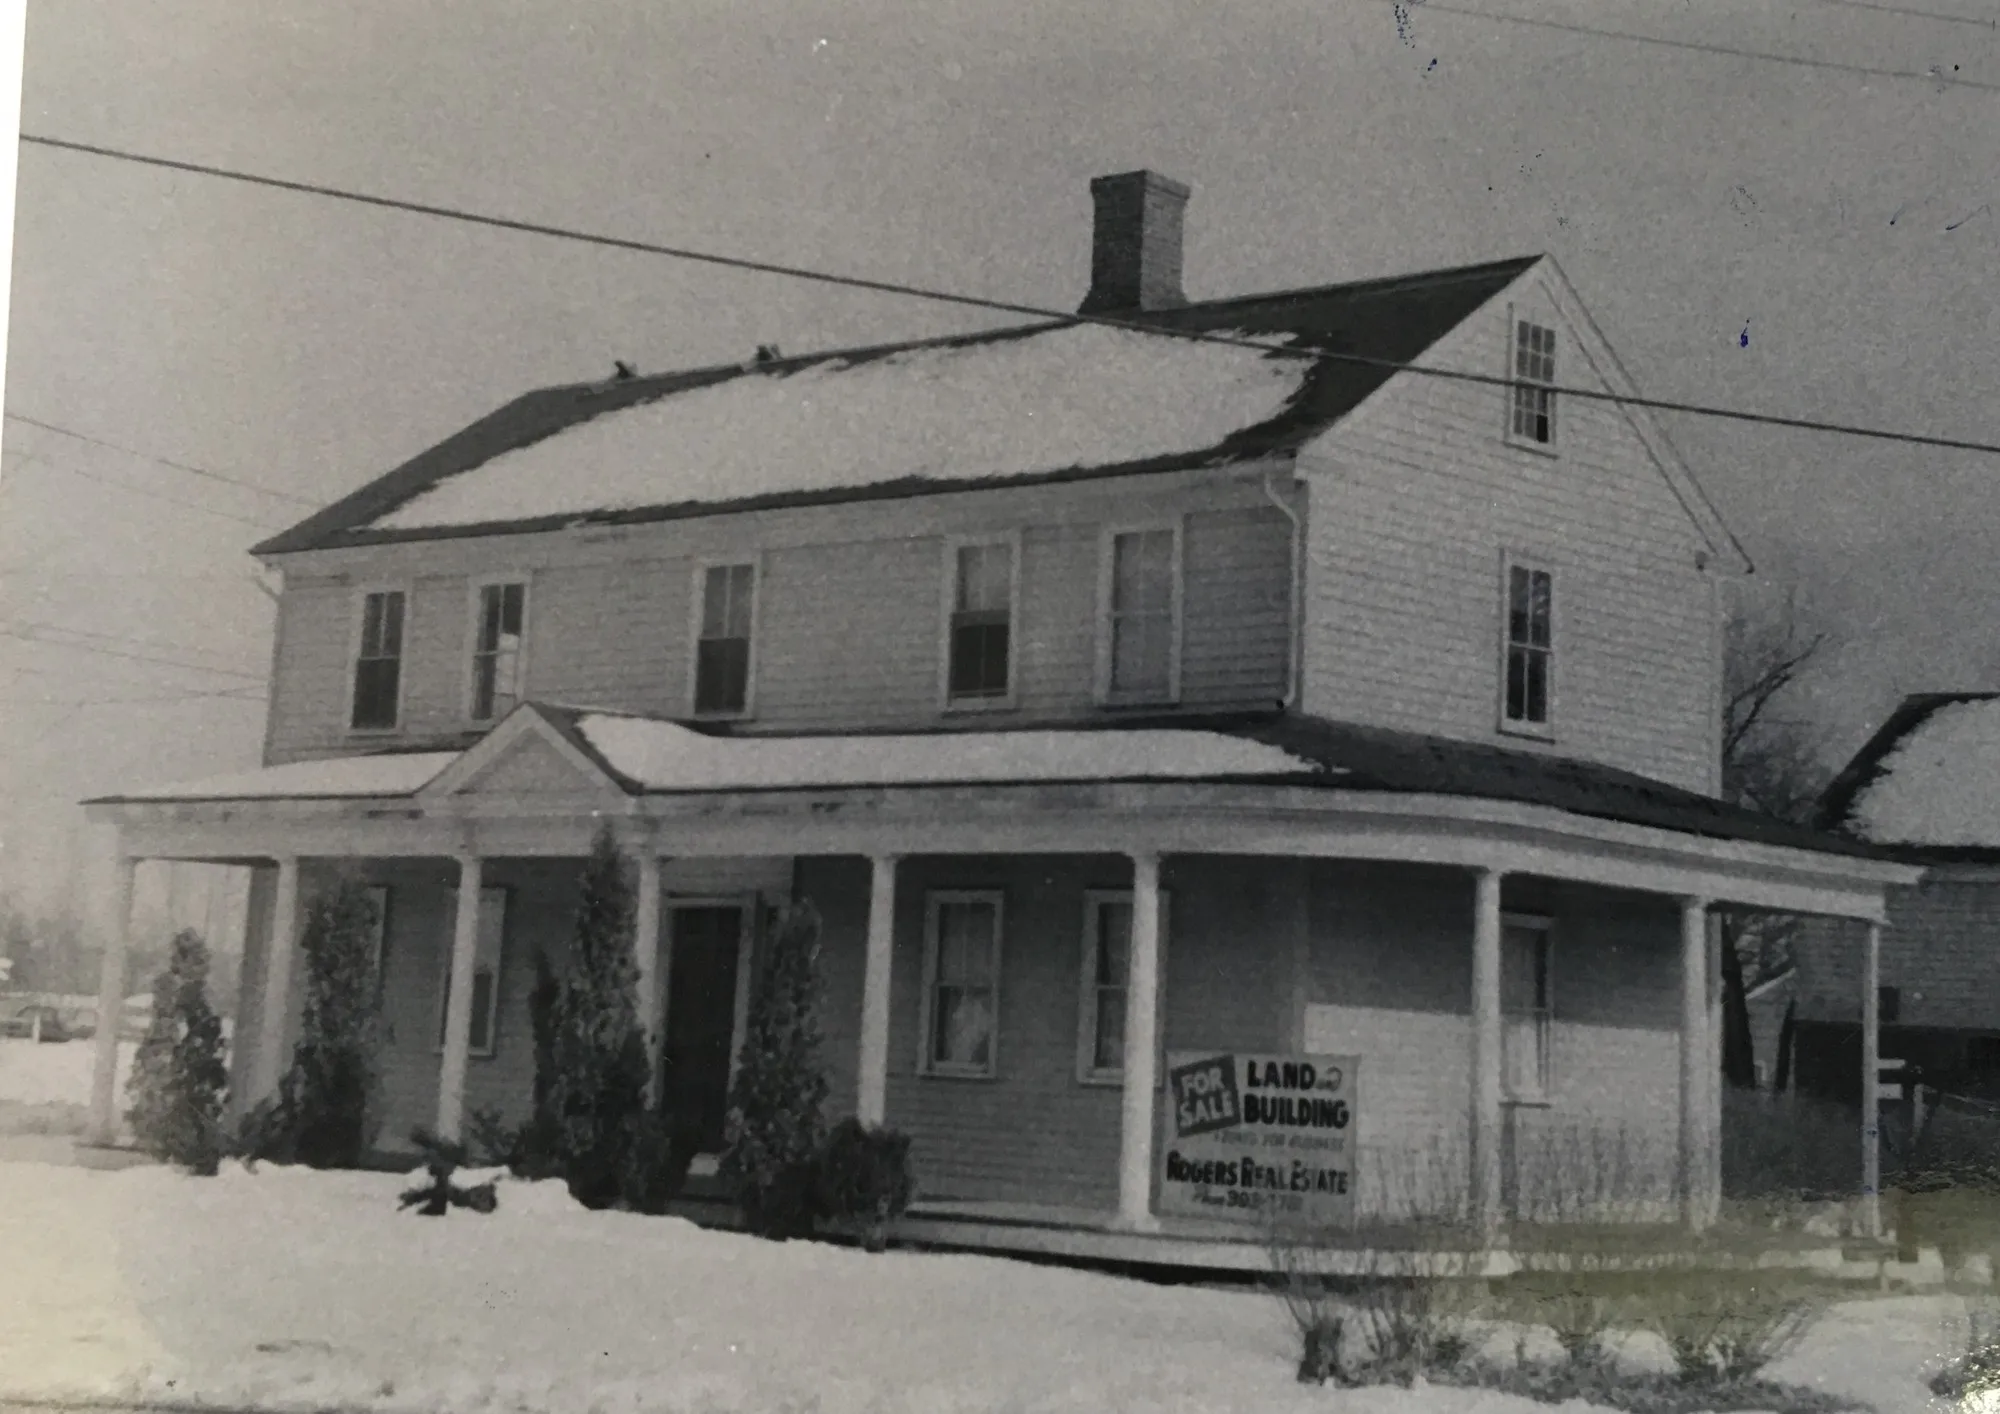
xmin=250 ymin=256 xmax=1540 ymax=556
xmin=87 ymin=700 xmax=1893 ymax=863
xmin=1817 ymin=692 xmax=2000 ymax=860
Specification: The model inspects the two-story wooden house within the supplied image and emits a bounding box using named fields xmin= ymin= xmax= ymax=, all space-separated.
xmin=83 ymin=170 xmax=1918 ymax=1257
xmin=1790 ymin=694 xmax=2000 ymax=1108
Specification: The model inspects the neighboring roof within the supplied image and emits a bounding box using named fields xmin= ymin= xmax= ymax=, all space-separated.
xmin=251 ymin=257 xmax=1540 ymax=556
xmin=88 ymin=700 xmax=1892 ymax=862
xmin=1817 ymin=692 xmax=2000 ymax=860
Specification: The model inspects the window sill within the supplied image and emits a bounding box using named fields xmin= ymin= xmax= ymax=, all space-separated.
xmin=347 ymin=725 xmax=405 ymax=739
xmin=1504 ymin=432 xmax=1561 ymax=459
xmin=1502 ymin=1094 xmax=1554 ymax=1109
xmin=942 ymin=696 xmax=1018 ymax=716
xmin=690 ymin=709 xmax=756 ymax=725
xmin=917 ymin=1066 xmax=999 ymax=1082
xmin=1097 ymin=695 xmax=1181 ymax=712
xmin=430 ymin=1047 xmax=498 ymax=1062
xmin=1497 ymin=720 xmax=1556 ymax=743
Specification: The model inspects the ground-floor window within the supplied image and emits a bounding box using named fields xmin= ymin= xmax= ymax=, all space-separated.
xmin=435 ymin=886 xmax=509 ymax=1058
xmin=921 ymin=891 xmax=1002 ymax=1077
xmin=1076 ymin=889 xmax=1171 ymax=1085
xmin=1501 ymin=913 xmax=1553 ymax=1100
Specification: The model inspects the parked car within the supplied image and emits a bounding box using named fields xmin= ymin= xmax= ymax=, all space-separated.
xmin=4 ymin=1004 xmax=74 ymax=1042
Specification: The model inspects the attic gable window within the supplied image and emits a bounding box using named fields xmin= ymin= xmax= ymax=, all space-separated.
xmin=349 ymin=589 xmax=406 ymax=732
xmin=1511 ymin=319 xmax=1557 ymax=446
xmin=693 ymin=562 xmax=757 ymax=717
xmin=469 ymin=581 xmax=527 ymax=722
xmin=1501 ymin=559 xmax=1554 ymax=733
xmin=944 ymin=536 xmax=1018 ymax=708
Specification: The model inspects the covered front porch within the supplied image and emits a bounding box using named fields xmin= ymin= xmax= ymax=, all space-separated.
xmin=81 ymin=703 xmax=1921 ymax=1255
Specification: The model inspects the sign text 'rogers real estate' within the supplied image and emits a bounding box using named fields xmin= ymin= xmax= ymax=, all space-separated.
xmin=1158 ymin=1051 xmax=1359 ymax=1224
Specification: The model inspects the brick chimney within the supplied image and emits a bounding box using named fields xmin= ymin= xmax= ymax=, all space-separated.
xmin=1078 ymin=170 xmax=1190 ymax=315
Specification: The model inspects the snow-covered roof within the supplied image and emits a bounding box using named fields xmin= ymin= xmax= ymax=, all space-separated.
xmin=1824 ymin=693 xmax=2000 ymax=851
xmin=252 ymin=258 xmax=1540 ymax=554
xmin=369 ymin=325 xmax=1307 ymax=533
xmin=571 ymin=713 xmax=1327 ymax=791
xmin=106 ymin=751 xmax=460 ymax=802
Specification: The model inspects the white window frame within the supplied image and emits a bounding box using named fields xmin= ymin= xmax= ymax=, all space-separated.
xmin=917 ymin=889 xmax=1005 ymax=1079
xmin=1505 ymin=308 xmax=1560 ymax=454
xmin=346 ymin=583 xmax=411 ymax=735
xmin=1497 ymin=552 xmax=1557 ymax=739
xmin=1500 ymin=910 xmax=1554 ymax=1103
xmin=686 ymin=558 xmax=762 ymax=720
xmin=434 ymin=885 xmax=509 ymax=1060
xmin=1094 ymin=520 xmax=1185 ymax=707
xmin=1075 ymin=888 xmax=1172 ymax=1087
xmin=938 ymin=531 xmax=1023 ymax=713
xmin=464 ymin=576 xmax=531 ymax=725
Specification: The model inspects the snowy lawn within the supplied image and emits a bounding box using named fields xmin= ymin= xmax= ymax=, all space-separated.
xmin=0 ymin=1036 xmax=134 ymax=1136
xmin=0 ymin=1159 xmax=1983 ymax=1414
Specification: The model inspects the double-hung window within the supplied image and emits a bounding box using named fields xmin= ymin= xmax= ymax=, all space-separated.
xmin=1511 ymin=319 xmax=1557 ymax=446
xmin=469 ymin=581 xmax=528 ymax=722
xmin=1099 ymin=526 xmax=1181 ymax=704
xmin=1501 ymin=914 xmax=1553 ymax=1101
xmin=349 ymin=589 xmax=406 ymax=731
xmin=693 ymin=562 xmax=757 ymax=717
xmin=944 ymin=538 xmax=1016 ymax=706
xmin=436 ymin=886 xmax=508 ymax=1058
xmin=921 ymin=891 xmax=1002 ymax=1076
xmin=1502 ymin=560 xmax=1554 ymax=733
xmin=1077 ymin=889 xmax=1170 ymax=1084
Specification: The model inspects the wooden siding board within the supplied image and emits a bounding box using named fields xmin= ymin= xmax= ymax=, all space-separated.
xmin=1795 ymin=879 xmax=2000 ymax=1033
xmin=1299 ymin=282 xmax=1717 ymax=793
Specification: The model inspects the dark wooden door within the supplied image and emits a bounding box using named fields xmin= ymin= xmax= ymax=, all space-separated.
xmin=661 ymin=905 xmax=744 ymax=1153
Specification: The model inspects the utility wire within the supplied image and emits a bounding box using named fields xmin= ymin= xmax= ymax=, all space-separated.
xmin=0 ymin=626 xmax=268 ymax=681
xmin=1 ymin=618 xmax=263 ymax=673
xmin=1400 ymin=1 xmax=2000 ymax=92
xmin=7 ymin=450 xmax=282 ymax=529
xmin=1799 ymin=0 xmax=1997 ymax=29
xmin=5 ymin=412 xmax=321 ymax=505
xmin=22 ymin=132 xmax=2000 ymax=463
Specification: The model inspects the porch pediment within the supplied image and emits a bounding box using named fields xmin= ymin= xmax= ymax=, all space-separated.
xmin=415 ymin=702 xmax=632 ymax=807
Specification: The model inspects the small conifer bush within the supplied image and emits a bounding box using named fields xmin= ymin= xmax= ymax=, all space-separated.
xmin=815 ymin=1117 xmax=916 ymax=1252
xmin=286 ymin=879 xmax=386 ymax=1168
xmin=721 ymin=900 xmax=830 ymax=1239
xmin=125 ymin=928 xmax=229 ymax=1174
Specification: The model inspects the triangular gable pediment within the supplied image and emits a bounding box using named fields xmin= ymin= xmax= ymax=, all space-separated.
xmin=418 ymin=703 xmax=629 ymax=804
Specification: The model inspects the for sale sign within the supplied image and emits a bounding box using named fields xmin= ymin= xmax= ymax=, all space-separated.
xmin=1158 ymin=1051 xmax=1359 ymax=1225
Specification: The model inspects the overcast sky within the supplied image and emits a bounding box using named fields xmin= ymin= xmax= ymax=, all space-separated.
xmin=1 ymin=0 xmax=1996 ymax=930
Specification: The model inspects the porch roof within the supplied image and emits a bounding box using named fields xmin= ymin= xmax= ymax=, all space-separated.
xmin=88 ymin=703 xmax=1892 ymax=863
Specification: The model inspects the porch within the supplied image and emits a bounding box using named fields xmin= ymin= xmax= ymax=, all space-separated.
xmin=80 ymin=703 xmax=1921 ymax=1250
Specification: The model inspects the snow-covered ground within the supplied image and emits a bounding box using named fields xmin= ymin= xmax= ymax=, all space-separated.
xmin=0 ymin=1158 xmax=1979 ymax=1414
xmin=0 ymin=1035 xmax=133 ymax=1110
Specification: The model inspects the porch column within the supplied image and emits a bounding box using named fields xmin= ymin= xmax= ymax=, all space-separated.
xmin=1861 ymin=918 xmax=1882 ymax=1240
xmin=1469 ymin=868 xmax=1504 ymax=1237
xmin=86 ymin=855 xmax=140 ymax=1145
xmin=1116 ymin=850 xmax=1164 ymax=1232
xmin=253 ymin=855 xmax=303 ymax=1103
xmin=634 ymin=852 xmax=663 ymax=1100
xmin=436 ymin=854 xmax=483 ymax=1143
xmin=1679 ymin=896 xmax=1713 ymax=1230
xmin=857 ymin=853 xmax=899 ymax=1127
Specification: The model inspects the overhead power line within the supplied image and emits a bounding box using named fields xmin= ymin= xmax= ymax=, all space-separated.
xmin=20 ymin=131 xmax=2000 ymax=461
xmin=1404 ymin=0 xmax=2000 ymax=92
xmin=1805 ymin=0 xmax=1998 ymax=26
xmin=5 ymin=412 xmax=320 ymax=505
xmin=1 ymin=619 xmax=263 ymax=672
xmin=6 ymin=451 xmax=282 ymax=529
xmin=0 ymin=625 xmax=268 ymax=681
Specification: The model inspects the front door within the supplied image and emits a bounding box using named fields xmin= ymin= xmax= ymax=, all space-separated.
xmin=661 ymin=904 xmax=746 ymax=1154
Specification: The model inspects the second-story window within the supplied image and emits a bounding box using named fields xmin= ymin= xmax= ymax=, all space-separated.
xmin=1101 ymin=526 xmax=1180 ymax=703
xmin=350 ymin=589 xmax=406 ymax=731
xmin=470 ymin=581 xmax=527 ymax=722
xmin=1511 ymin=319 xmax=1557 ymax=445
xmin=1502 ymin=560 xmax=1554 ymax=732
xmin=694 ymin=562 xmax=756 ymax=716
xmin=946 ymin=538 xmax=1015 ymax=705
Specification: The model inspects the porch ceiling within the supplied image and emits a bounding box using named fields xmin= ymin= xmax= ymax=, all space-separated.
xmin=81 ymin=703 xmax=1920 ymax=920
